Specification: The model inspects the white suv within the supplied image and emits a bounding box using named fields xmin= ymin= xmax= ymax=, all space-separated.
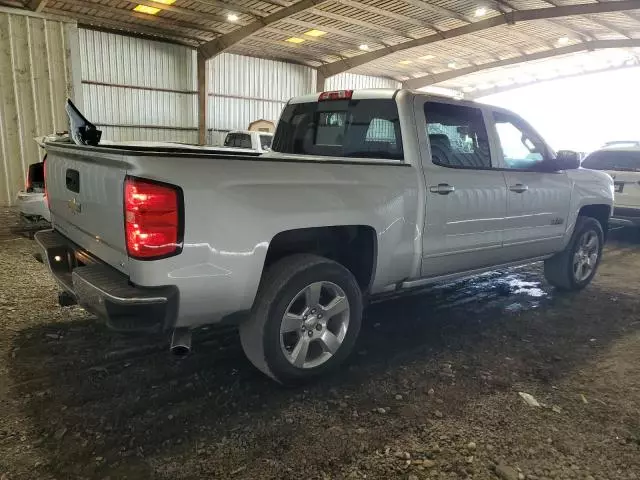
xmin=582 ymin=147 xmax=640 ymax=227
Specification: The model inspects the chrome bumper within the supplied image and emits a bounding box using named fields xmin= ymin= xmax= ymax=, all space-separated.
xmin=34 ymin=229 xmax=178 ymax=332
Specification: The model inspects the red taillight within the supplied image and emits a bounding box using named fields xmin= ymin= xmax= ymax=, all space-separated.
xmin=124 ymin=177 xmax=182 ymax=260
xmin=318 ymin=90 xmax=353 ymax=101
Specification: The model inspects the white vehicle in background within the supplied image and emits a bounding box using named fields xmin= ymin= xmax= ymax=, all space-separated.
xmin=582 ymin=147 xmax=640 ymax=227
xmin=600 ymin=140 xmax=640 ymax=149
xmin=16 ymin=161 xmax=50 ymax=224
xmin=15 ymin=136 xmax=60 ymax=226
xmin=222 ymin=130 xmax=273 ymax=153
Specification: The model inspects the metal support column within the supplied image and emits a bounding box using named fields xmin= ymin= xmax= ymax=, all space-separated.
xmin=197 ymin=52 xmax=208 ymax=145
xmin=316 ymin=69 xmax=326 ymax=93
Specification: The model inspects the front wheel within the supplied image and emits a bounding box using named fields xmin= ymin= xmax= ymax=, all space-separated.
xmin=544 ymin=216 xmax=604 ymax=291
xmin=240 ymin=254 xmax=363 ymax=384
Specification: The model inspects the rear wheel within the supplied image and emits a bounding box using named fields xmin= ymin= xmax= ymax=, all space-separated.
xmin=544 ymin=216 xmax=604 ymax=290
xmin=240 ymin=254 xmax=363 ymax=384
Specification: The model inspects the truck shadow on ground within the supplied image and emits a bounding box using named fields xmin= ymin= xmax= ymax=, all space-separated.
xmin=7 ymin=254 xmax=639 ymax=478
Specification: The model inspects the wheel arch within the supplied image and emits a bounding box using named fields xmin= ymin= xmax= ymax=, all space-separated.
xmin=264 ymin=225 xmax=378 ymax=294
xmin=578 ymin=204 xmax=611 ymax=241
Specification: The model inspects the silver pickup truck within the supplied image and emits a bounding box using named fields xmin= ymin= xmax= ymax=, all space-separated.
xmin=36 ymin=89 xmax=614 ymax=384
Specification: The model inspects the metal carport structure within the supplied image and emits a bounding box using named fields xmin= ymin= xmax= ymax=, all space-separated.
xmin=3 ymin=0 xmax=640 ymax=141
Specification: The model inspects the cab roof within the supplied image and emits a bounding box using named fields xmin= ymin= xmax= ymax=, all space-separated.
xmin=287 ymin=88 xmax=481 ymax=106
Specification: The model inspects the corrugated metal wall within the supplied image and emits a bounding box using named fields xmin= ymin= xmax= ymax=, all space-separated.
xmin=79 ymin=29 xmax=198 ymax=144
xmin=0 ymin=7 xmax=80 ymax=206
xmin=325 ymin=73 xmax=401 ymax=91
xmin=74 ymin=31 xmax=404 ymax=148
xmin=207 ymin=53 xmax=316 ymax=145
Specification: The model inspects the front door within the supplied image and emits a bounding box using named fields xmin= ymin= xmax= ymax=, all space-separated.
xmin=490 ymin=110 xmax=571 ymax=259
xmin=419 ymin=99 xmax=508 ymax=277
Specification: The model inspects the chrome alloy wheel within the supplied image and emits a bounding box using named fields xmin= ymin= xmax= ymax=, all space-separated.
xmin=573 ymin=230 xmax=600 ymax=282
xmin=279 ymin=281 xmax=350 ymax=369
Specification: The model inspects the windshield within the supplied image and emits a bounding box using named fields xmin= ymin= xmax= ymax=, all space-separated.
xmin=582 ymin=150 xmax=640 ymax=171
xmin=272 ymin=99 xmax=403 ymax=161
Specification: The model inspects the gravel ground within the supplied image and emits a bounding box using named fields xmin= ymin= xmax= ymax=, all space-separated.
xmin=0 ymin=207 xmax=639 ymax=480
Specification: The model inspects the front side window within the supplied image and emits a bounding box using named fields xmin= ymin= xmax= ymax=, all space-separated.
xmin=272 ymin=99 xmax=403 ymax=161
xmin=493 ymin=112 xmax=547 ymax=170
xmin=424 ymin=102 xmax=491 ymax=169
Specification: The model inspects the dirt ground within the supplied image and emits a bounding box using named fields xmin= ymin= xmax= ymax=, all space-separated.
xmin=0 ymin=208 xmax=639 ymax=480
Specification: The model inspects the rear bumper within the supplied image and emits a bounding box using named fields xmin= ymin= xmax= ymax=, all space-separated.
xmin=16 ymin=191 xmax=50 ymax=222
xmin=35 ymin=229 xmax=178 ymax=332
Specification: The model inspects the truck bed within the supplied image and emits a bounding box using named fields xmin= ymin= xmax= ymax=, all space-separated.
xmin=44 ymin=141 xmax=419 ymax=328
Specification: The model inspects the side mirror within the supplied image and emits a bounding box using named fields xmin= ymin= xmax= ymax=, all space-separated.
xmin=548 ymin=150 xmax=581 ymax=171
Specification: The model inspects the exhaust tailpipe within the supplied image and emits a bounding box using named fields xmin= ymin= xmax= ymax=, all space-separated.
xmin=170 ymin=328 xmax=192 ymax=357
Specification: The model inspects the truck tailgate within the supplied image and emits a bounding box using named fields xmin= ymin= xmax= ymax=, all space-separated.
xmin=46 ymin=144 xmax=129 ymax=273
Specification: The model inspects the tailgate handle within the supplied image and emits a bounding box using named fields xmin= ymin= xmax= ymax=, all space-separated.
xmin=66 ymin=169 xmax=80 ymax=193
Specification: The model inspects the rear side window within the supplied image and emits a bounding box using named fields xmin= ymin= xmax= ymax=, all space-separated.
xmin=272 ymin=99 xmax=403 ymax=161
xmin=582 ymin=150 xmax=640 ymax=171
xmin=425 ymin=102 xmax=491 ymax=169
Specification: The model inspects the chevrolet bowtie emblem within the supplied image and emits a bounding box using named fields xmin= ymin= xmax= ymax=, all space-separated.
xmin=67 ymin=197 xmax=82 ymax=214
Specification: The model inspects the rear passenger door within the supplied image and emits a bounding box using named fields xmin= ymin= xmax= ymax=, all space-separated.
xmin=489 ymin=111 xmax=571 ymax=259
xmin=419 ymin=99 xmax=508 ymax=277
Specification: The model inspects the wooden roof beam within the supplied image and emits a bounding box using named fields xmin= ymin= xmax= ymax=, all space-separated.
xmin=401 ymin=0 xmax=474 ymax=24
xmin=27 ymin=0 xmax=47 ymax=12
xmin=199 ymin=0 xmax=327 ymax=59
xmin=46 ymin=9 xmax=204 ymax=45
xmin=278 ymin=17 xmax=388 ymax=47
xmin=186 ymin=0 xmax=266 ymax=18
xmin=543 ymin=0 xmax=629 ymax=39
xmin=488 ymin=1 xmax=581 ymax=45
xmin=586 ymin=16 xmax=633 ymax=38
xmin=331 ymin=0 xmax=439 ymax=32
xmin=307 ymin=8 xmax=414 ymax=39
xmin=59 ymin=0 xmax=225 ymax=36
xmin=133 ymin=0 xmax=231 ymax=26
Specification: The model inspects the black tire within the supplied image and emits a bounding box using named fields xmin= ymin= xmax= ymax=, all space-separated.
xmin=544 ymin=216 xmax=604 ymax=291
xmin=239 ymin=254 xmax=363 ymax=384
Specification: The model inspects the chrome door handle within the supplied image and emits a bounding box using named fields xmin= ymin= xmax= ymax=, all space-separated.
xmin=509 ymin=184 xmax=528 ymax=193
xmin=429 ymin=183 xmax=455 ymax=195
